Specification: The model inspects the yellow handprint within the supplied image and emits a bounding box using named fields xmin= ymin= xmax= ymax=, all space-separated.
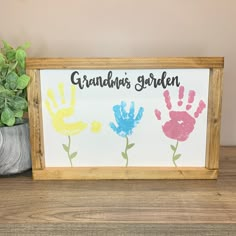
xmin=45 ymin=83 xmax=88 ymax=167
xmin=45 ymin=83 xmax=102 ymax=167
xmin=45 ymin=83 xmax=88 ymax=136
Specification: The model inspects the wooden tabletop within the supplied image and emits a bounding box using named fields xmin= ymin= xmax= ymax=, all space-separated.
xmin=0 ymin=146 xmax=236 ymax=235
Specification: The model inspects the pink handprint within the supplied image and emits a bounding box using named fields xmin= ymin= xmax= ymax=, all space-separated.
xmin=154 ymin=86 xmax=206 ymax=166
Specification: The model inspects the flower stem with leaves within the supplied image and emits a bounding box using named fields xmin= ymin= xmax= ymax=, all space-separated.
xmin=62 ymin=136 xmax=78 ymax=167
xmin=170 ymin=140 xmax=182 ymax=167
xmin=121 ymin=136 xmax=135 ymax=167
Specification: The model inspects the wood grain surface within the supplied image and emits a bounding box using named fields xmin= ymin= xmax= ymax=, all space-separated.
xmin=33 ymin=167 xmax=218 ymax=180
xmin=205 ymin=68 xmax=224 ymax=169
xmin=26 ymin=57 xmax=224 ymax=69
xmin=0 ymin=146 xmax=235 ymax=235
xmin=26 ymin=69 xmax=45 ymax=170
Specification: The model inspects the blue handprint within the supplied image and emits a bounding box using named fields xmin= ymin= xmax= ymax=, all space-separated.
xmin=110 ymin=101 xmax=144 ymax=166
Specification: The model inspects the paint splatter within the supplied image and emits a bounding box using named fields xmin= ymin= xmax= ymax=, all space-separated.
xmin=91 ymin=121 xmax=102 ymax=133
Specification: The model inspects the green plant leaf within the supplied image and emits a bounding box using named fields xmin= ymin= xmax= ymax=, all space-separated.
xmin=1 ymin=106 xmax=15 ymax=126
xmin=0 ymin=85 xmax=5 ymax=93
xmin=0 ymin=88 xmax=14 ymax=97
xmin=15 ymin=117 xmax=23 ymax=125
xmin=16 ymin=48 xmax=26 ymax=68
xmin=2 ymin=40 xmax=12 ymax=50
xmin=62 ymin=144 xmax=69 ymax=152
xmin=6 ymin=71 xmax=18 ymax=81
xmin=18 ymin=42 xmax=30 ymax=50
xmin=9 ymin=81 xmax=17 ymax=90
xmin=0 ymin=66 xmax=8 ymax=77
xmin=6 ymin=71 xmax=18 ymax=84
xmin=6 ymin=49 xmax=16 ymax=61
xmin=14 ymin=110 xmax=23 ymax=118
xmin=16 ymin=74 xmax=30 ymax=89
xmin=121 ymin=152 xmax=127 ymax=159
xmin=173 ymin=154 xmax=181 ymax=161
xmin=0 ymin=40 xmax=30 ymax=126
xmin=16 ymin=66 xmax=25 ymax=76
xmin=12 ymin=96 xmax=28 ymax=110
xmin=127 ymin=143 xmax=135 ymax=149
xmin=70 ymin=152 xmax=77 ymax=159
xmin=9 ymin=62 xmax=18 ymax=72
xmin=0 ymin=97 xmax=4 ymax=109
xmin=4 ymin=83 xmax=10 ymax=90
xmin=0 ymin=53 xmax=5 ymax=66
xmin=170 ymin=145 xmax=176 ymax=151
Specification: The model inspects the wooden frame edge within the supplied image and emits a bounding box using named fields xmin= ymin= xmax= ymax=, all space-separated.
xmin=205 ymin=68 xmax=224 ymax=169
xmin=26 ymin=57 xmax=224 ymax=69
xmin=33 ymin=167 xmax=218 ymax=180
xmin=27 ymin=69 xmax=45 ymax=170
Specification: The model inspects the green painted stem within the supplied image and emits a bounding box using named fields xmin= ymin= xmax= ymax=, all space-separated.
xmin=172 ymin=140 xmax=179 ymax=167
xmin=67 ymin=136 xmax=73 ymax=167
xmin=62 ymin=136 xmax=78 ymax=167
xmin=125 ymin=136 xmax=129 ymax=167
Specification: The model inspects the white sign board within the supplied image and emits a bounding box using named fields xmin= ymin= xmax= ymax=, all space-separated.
xmin=40 ymin=69 xmax=209 ymax=168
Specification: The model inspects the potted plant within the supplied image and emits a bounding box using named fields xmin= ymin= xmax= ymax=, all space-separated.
xmin=0 ymin=40 xmax=31 ymax=175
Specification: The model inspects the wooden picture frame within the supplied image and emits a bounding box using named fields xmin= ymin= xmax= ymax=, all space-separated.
xmin=26 ymin=57 xmax=224 ymax=180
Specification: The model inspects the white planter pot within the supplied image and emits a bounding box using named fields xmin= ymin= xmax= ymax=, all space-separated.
xmin=0 ymin=121 xmax=31 ymax=175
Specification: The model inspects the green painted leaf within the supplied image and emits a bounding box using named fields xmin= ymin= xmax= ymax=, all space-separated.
xmin=70 ymin=152 xmax=78 ymax=159
xmin=127 ymin=143 xmax=135 ymax=149
xmin=1 ymin=107 xmax=15 ymax=126
xmin=16 ymin=49 xmax=26 ymax=68
xmin=170 ymin=145 xmax=176 ymax=151
xmin=62 ymin=144 xmax=69 ymax=152
xmin=17 ymin=75 xmax=30 ymax=89
xmin=121 ymin=152 xmax=127 ymax=159
xmin=173 ymin=154 xmax=182 ymax=161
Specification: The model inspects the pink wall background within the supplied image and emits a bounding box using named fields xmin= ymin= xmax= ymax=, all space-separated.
xmin=0 ymin=0 xmax=235 ymax=144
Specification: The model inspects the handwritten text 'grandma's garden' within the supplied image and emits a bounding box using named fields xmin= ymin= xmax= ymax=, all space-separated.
xmin=70 ymin=70 xmax=180 ymax=92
